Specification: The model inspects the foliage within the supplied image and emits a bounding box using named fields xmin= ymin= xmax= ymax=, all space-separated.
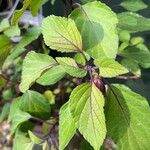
xmin=0 ymin=0 xmax=150 ymax=150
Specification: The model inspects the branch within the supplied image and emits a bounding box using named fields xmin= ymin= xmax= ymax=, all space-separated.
xmin=116 ymin=75 xmax=140 ymax=80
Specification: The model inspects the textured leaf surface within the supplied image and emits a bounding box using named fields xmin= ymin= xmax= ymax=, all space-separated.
xmin=56 ymin=57 xmax=87 ymax=77
xmin=69 ymin=83 xmax=106 ymax=150
xmin=105 ymin=84 xmax=150 ymax=150
xmin=94 ymin=58 xmax=128 ymax=77
xmin=42 ymin=15 xmax=82 ymax=52
xmin=19 ymin=51 xmax=56 ymax=93
xmin=118 ymin=12 xmax=150 ymax=33
xmin=70 ymin=1 xmax=118 ymax=58
xmin=59 ymin=102 xmax=76 ymax=150
xmin=20 ymin=90 xmax=51 ymax=119
xmin=37 ymin=65 xmax=66 ymax=85
xmin=121 ymin=0 xmax=148 ymax=12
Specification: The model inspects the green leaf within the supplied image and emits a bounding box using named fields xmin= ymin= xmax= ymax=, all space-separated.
xmin=30 ymin=0 xmax=43 ymax=16
xmin=70 ymin=1 xmax=118 ymax=58
xmin=59 ymin=102 xmax=76 ymax=150
xmin=28 ymin=130 xmax=43 ymax=144
xmin=11 ymin=110 xmax=31 ymax=134
xmin=120 ymin=46 xmax=150 ymax=68
xmin=105 ymin=84 xmax=150 ymax=149
xmin=8 ymin=97 xmax=21 ymax=122
xmin=121 ymin=0 xmax=148 ymax=12
xmin=121 ymin=58 xmax=141 ymax=76
xmin=0 ymin=103 xmax=10 ymax=122
xmin=4 ymin=25 xmax=20 ymax=37
xmin=20 ymin=90 xmax=51 ymax=119
xmin=56 ymin=57 xmax=87 ymax=78
xmin=94 ymin=58 xmax=129 ymax=78
xmin=43 ymin=90 xmax=55 ymax=105
xmin=19 ymin=51 xmax=57 ymax=93
xmin=0 ymin=35 xmax=12 ymax=68
xmin=118 ymin=12 xmax=150 ymax=33
xmin=37 ymin=65 xmax=66 ymax=86
xmin=11 ymin=0 xmax=32 ymax=25
xmin=13 ymin=131 xmax=34 ymax=150
xmin=69 ymin=83 xmax=106 ymax=150
xmin=42 ymin=15 xmax=82 ymax=52
xmin=0 ymin=18 xmax=10 ymax=32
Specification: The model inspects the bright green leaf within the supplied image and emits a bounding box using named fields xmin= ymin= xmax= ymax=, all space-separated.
xmin=0 ymin=18 xmax=10 ymax=32
xmin=69 ymin=83 xmax=106 ymax=150
xmin=28 ymin=130 xmax=43 ymax=144
xmin=70 ymin=1 xmax=118 ymax=58
xmin=43 ymin=90 xmax=55 ymax=105
xmin=20 ymin=90 xmax=51 ymax=119
xmin=19 ymin=51 xmax=57 ymax=93
xmin=105 ymin=84 xmax=150 ymax=149
xmin=37 ymin=65 xmax=66 ymax=86
xmin=56 ymin=57 xmax=87 ymax=78
xmin=121 ymin=0 xmax=148 ymax=12
xmin=11 ymin=0 xmax=32 ymax=25
xmin=59 ymin=102 xmax=76 ymax=150
xmin=30 ymin=0 xmax=43 ymax=16
xmin=94 ymin=58 xmax=129 ymax=78
xmin=42 ymin=15 xmax=82 ymax=52
xmin=118 ymin=12 xmax=150 ymax=33
xmin=4 ymin=25 xmax=20 ymax=37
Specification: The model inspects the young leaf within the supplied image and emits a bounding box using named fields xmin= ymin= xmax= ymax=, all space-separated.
xmin=70 ymin=1 xmax=118 ymax=58
xmin=19 ymin=51 xmax=57 ymax=93
xmin=120 ymin=46 xmax=150 ymax=68
xmin=4 ymin=25 xmax=20 ymax=37
xmin=121 ymin=0 xmax=148 ymax=12
xmin=11 ymin=110 xmax=31 ymax=134
xmin=37 ymin=65 xmax=66 ymax=86
xmin=69 ymin=83 xmax=106 ymax=150
xmin=28 ymin=130 xmax=43 ymax=144
xmin=42 ymin=15 xmax=82 ymax=52
xmin=118 ymin=12 xmax=150 ymax=33
xmin=56 ymin=57 xmax=87 ymax=78
xmin=0 ymin=18 xmax=10 ymax=32
xmin=105 ymin=84 xmax=150 ymax=149
xmin=20 ymin=90 xmax=51 ymax=119
xmin=59 ymin=102 xmax=76 ymax=150
xmin=11 ymin=0 xmax=32 ymax=25
xmin=94 ymin=58 xmax=129 ymax=78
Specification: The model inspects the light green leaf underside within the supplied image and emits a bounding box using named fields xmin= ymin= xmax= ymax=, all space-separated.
xmin=19 ymin=51 xmax=56 ymax=93
xmin=13 ymin=132 xmax=34 ymax=150
xmin=70 ymin=1 xmax=118 ymax=58
xmin=20 ymin=90 xmax=51 ymax=119
xmin=59 ymin=102 xmax=76 ymax=150
xmin=11 ymin=110 xmax=31 ymax=134
xmin=105 ymin=84 xmax=150 ymax=150
xmin=56 ymin=57 xmax=87 ymax=78
xmin=94 ymin=58 xmax=129 ymax=78
xmin=37 ymin=65 xmax=66 ymax=85
xmin=42 ymin=15 xmax=82 ymax=52
xmin=69 ymin=83 xmax=106 ymax=150
xmin=118 ymin=12 xmax=150 ymax=33
xmin=121 ymin=0 xmax=148 ymax=12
